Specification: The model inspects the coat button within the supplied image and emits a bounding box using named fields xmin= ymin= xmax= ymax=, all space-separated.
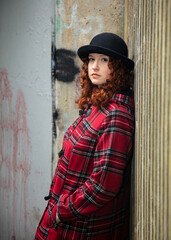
xmin=85 ymin=108 xmax=92 ymax=117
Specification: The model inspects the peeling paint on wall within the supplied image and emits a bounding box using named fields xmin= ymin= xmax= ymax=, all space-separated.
xmin=56 ymin=1 xmax=104 ymax=45
xmin=0 ymin=68 xmax=31 ymax=238
xmin=56 ymin=0 xmax=123 ymax=49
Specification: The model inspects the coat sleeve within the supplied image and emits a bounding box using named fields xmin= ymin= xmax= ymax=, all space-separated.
xmin=55 ymin=108 xmax=134 ymax=223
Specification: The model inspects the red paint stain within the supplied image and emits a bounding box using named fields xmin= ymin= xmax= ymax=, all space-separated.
xmin=12 ymin=89 xmax=31 ymax=236
xmin=0 ymin=68 xmax=32 ymax=238
xmin=0 ymin=68 xmax=13 ymax=239
xmin=0 ymin=69 xmax=13 ymax=191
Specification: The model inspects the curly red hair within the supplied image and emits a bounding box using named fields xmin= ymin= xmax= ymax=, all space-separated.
xmin=75 ymin=57 xmax=134 ymax=110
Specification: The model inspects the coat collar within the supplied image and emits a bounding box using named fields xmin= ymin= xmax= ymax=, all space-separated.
xmin=110 ymin=92 xmax=134 ymax=110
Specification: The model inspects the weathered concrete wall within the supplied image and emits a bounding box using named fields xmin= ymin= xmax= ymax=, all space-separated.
xmin=0 ymin=0 xmax=52 ymax=239
xmin=124 ymin=0 xmax=171 ymax=239
xmin=53 ymin=0 xmax=125 ymax=173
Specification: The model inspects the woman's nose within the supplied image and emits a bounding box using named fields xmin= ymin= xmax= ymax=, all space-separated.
xmin=92 ymin=60 xmax=99 ymax=69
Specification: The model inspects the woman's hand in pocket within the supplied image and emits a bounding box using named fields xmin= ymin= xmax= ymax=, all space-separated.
xmin=56 ymin=212 xmax=61 ymax=224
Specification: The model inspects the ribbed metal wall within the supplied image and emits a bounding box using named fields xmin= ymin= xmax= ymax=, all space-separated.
xmin=124 ymin=0 xmax=170 ymax=239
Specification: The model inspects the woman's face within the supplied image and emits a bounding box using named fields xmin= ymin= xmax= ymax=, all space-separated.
xmin=88 ymin=53 xmax=111 ymax=87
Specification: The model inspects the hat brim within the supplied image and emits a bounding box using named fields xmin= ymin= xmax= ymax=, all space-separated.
xmin=77 ymin=45 xmax=134 ymax=70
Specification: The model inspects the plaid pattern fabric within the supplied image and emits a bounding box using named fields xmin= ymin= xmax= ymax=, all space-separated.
xmin=35 ymin=93 xmax=135 ymax=240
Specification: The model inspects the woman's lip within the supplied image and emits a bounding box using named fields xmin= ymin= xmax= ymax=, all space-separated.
xmin=92 ymin=73 xmax=100 ymax=77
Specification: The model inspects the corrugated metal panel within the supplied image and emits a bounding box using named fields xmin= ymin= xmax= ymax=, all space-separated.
xmin=124 ymin=0 xmax=170 ymax=239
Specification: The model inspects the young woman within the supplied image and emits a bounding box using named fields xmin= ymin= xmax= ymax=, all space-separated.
xmin=35 ymin=32 xmax=135 ymax=240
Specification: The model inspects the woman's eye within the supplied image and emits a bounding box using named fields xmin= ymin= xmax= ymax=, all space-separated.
xmin=88 ymin=58 xmax=94 ymax=62
xmin=101 ymin=58 xmax=108 ymax=62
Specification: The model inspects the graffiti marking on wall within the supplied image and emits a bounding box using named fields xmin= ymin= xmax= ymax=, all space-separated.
xmin=54 ymin=48 xmax=80 ymax=83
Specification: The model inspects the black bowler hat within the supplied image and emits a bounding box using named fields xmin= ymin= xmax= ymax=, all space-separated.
xmin=77 ymin=32 xmax=134 ymax=70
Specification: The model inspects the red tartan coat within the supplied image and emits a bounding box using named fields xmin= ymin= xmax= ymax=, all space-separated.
xmin=35 ymin=93 xmax=135 ymax=240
